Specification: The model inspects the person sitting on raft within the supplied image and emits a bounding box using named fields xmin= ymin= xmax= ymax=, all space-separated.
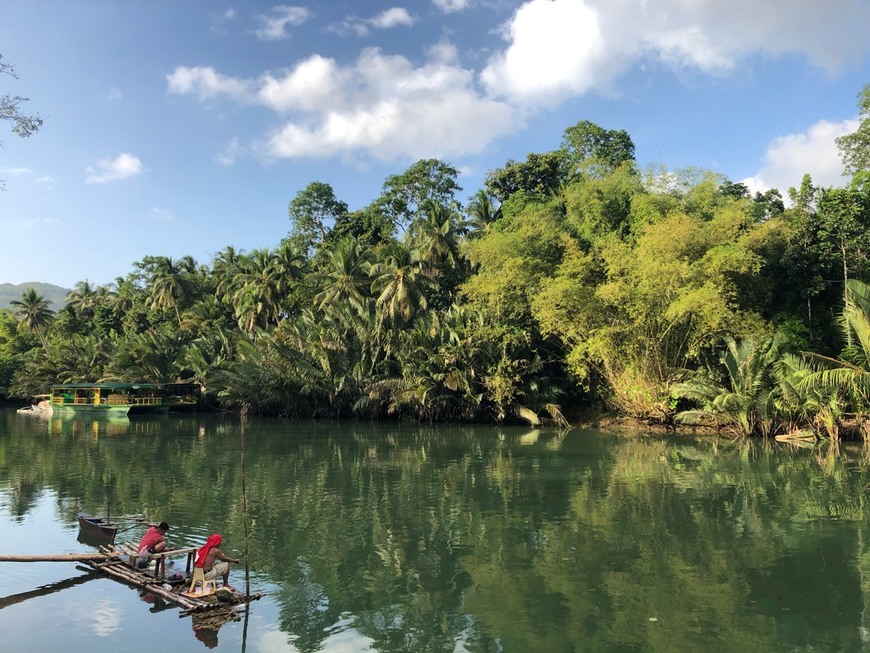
xmin=138 ymin=521 xmax=170 ymax=555
xmin=137 ymin=521 xmax=171 ymax=568
xmin=195 ymin=534 xmax=240 ymax=588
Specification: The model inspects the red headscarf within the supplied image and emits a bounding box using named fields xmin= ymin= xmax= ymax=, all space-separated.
xmin=195 ymin=534 xmax=222 ymax=568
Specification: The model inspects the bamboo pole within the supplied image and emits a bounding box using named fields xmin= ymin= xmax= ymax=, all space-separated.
xmin=0 ymin=553 xmax=117 ymax=562
xmin=240 ymin=411 xmax=251 ymax=600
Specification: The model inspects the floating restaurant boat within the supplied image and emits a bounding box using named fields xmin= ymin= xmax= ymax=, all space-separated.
xmin=49 ymin=383 xmax=201 ymax=416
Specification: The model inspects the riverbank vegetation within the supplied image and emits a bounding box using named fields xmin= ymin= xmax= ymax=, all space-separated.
xmin=1 ymin=87 xmax=869 ymax=437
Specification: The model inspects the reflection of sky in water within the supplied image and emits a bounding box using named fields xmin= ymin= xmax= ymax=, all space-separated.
xmin=255 ymin=623 xmax=376 ymax=653
xmin=85 ymin=599 xmax=122 ymax=636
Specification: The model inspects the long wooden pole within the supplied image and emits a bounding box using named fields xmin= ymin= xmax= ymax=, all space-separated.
xmin=240 ymin=410 xmax=251 ymax=599
xmin=0 ymin=553 xmax=116 ymax=562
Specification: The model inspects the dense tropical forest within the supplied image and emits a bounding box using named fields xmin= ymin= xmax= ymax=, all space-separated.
xmin=1 ymin=85 xmax=869 ymax=438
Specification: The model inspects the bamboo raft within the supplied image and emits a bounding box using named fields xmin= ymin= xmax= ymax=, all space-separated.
xmin=0 ymin=541 xmax=260 ymax=619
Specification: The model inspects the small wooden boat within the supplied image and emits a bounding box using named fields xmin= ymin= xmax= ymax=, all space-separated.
xmin=77 ymin=513 xmax=118 ymax=543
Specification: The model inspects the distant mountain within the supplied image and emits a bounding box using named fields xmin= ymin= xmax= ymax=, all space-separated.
xmin=0 ymin=282 xmax=70 ymax=311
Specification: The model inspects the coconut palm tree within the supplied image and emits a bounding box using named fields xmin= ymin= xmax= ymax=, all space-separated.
xmin=65 ymin=280 xmax=98 ymax=320
xmin=10 ymin=288 xmax=54 ymax=348
xmin=312 ymin=236 xmax=372 ymax=313
xmin=147 ymin=255 xmax=197 ymax=325
xmin=466 ymin=189 xmax=501 ymax=238
xmin=368 ymin=246 xmax=431 ymax=325
xmin=231 ymin=249 xmax=283 ymax=335
xmin=211 ymin=245 xmax=245 ymax=303
xmin=406 ymin=199 xmax=464 ymax=278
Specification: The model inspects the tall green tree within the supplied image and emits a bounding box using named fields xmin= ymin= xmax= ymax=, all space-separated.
xmin=484 ymin=151 xmax=567 ymax=203
xmin=370 ymin=159 xmax=462 ymax=232
xmin=10 ymin=288 xmax=54 ymax=348
xmin=562 ymin=120 xmax=635 ymax=176
xmin=814 ymin=176 xmax=870 ymax=313
xmin=836 ymin=84 xmax=870 ymax=176
xmin=287 ymin=181 xmax=349 ymax=254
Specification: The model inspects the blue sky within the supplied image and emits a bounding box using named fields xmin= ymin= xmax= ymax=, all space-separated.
xmin=1 ymin=0 xmax=868 ymax=288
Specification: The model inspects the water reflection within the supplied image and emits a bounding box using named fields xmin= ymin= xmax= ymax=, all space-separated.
xmin=3 ymin=410 xmax=870 ymax=651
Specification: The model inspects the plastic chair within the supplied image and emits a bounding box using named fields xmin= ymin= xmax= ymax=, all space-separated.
xmin=188 ymin=567 xmax=217 ymax=595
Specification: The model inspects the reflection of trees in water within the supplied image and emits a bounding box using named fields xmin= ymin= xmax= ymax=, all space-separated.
xmin=5 ymin=415 xmax=870 ymax=649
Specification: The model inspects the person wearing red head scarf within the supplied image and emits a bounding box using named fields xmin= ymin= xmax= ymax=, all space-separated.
xmin=195 ymin=534 xmax=240 ymax=587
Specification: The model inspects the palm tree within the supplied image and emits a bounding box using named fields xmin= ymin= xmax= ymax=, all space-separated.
xmin=147 ymin=256 xmax=197 ymax=325
xmin=211 ymin=245 xmax=245 ymax=303
xmin=776 ymin=353 xmax=843 ymax=439
xmin=406 ymin=199 xmax=464 ymax=278
xmin=466 ymin=189 xmax=501 ymax=238
xmin=799 ymin=279 xmax=870 ymax=437
xmin=368 ymin=246 xmax=430 ymax=325
xmin=10 ymin=288 xmax=54 ymax=348
xmin=232 ymin=249 xmax=282 ymax=335
xmin=312 ymin=236 xmax=372 ymax=313
xmin=65 ymin=280 xmax=98 ymax=320
xmin=673 ymin=335 xmax=783 ymax=437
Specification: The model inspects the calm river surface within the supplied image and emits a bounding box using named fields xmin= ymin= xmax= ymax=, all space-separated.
xmin=2 ymin=407 xmax=870 ymax=652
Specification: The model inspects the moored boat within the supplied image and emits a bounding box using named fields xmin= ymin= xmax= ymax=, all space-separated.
xmin=17 ymin=394 xmax=52 ymax=416
xmin=77 ymin=513 xmax=118 ymax=543
xmin=50 ymin=383 xmax=187 ymax=415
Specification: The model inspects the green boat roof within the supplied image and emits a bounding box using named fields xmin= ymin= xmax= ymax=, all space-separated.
xmin=51 ymin=383 xmax=162 ymax=390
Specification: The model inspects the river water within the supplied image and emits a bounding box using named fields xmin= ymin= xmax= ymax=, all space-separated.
xmin=1 ymin=407 xmax=869 ymax=652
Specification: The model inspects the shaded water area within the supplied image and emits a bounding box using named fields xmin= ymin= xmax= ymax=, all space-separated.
xmin=2 ymin=407 xmax=870 ymax=652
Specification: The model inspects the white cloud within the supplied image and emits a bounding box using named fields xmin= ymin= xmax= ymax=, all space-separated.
xmin=742 ymin=119 xmax=857 ymax=197
xmin=254 ymin=5 xmax=311 ymax=41
xmin=368 ymin=7 xmax=414 ymax=29
xmin=169 ymin=48 xmax=516 ymax=162
xmin=263 ymin=48 xmax=515 ymax=161
xmin=210 ymin=8 xmax=237 ymax=34
xmin=258 ymin=55 xmax=346 ymax=112
xmin=330 ymin=8 xmax=414 ymax=37
xmin=167 ymin=0 xmax=870 ymax=164
xmin=433 ymin=0 xmax=471 ymax=12
xmin=107 ymin=87 xmax=122 ymax=101
xmin=36 ymin=175 xmax=55 ymax=184
xmin=482 ymin=0 xmax=870 ymax=105
xmin=85 ymin=153 xmax=144 ymax=184
xmin=166 ymin=66 xmax=253 ymax=102
xmin=216 ymin=137 xmax=246 ymax=165
xmin=482 ymin=0 xmax=609 ymax=105
xmin=1 ymin=167 xmax=32 ymax=176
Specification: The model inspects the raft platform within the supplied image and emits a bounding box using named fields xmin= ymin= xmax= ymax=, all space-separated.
xmin=86 ymin=541 xmax=260 ymax=617
xmin=0 ymin=540 xmax=260 ymax=621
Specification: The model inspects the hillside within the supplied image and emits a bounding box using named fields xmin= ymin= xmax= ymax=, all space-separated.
xmin=0 ymin=282 xmax=70 ymax=311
